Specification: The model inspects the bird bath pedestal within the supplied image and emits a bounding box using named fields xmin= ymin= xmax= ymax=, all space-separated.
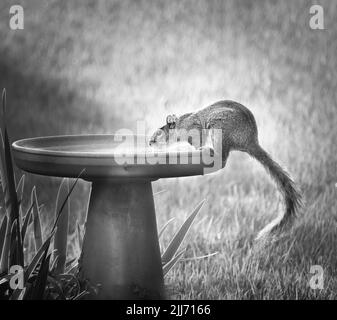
xmin=12 ymin=135 xmax=214 ymax=299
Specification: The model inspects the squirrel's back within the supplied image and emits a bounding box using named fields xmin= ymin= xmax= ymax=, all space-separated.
xmin=176 ymin=100 xmax=259 ymax=151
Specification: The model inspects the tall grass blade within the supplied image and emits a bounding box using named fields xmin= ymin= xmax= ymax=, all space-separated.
xmin=9 ymin=287 xmax=26 ymax=300
xmin=16 ymin=175 xmax=25 ymax=196
xmin=72 ymin=291 xmax=89 ymax=300
xmin=77 ymin=222 xmax=83 ymax=251
xmin=31 ymin=187 xmax=43 ymax=250
xmin=8 ymin=219 xmax=18 ymax=270
xmin=24 ymin=232 xmax=54 ymax=283
xmin=65 ymin=262 xmax=78 ymax=275
xmin=153 ymin=189 xmax=167 ymax=196
xmin=0 ymin=215 xmax=7 ymax=260
xmin=163 ymin=249 xmax=186 ymax=276
xmin=158 ymin=217 xmax=175 ymax=239
xmin=50 ymin=255 xmax=59 ymax=273
xmin=54 ymin=178 xmax=70 ymax=274
xmin=51 ymin=169 xmax=84 ymax=234
xmin=161 ymin=199 xmax=205 ymax=265
xmin=0 ymin=88 xmax=23 ymax=271
xmin=0 ymin=211 xmax=10 ymax=273
xmin=21 ymin=202 xmax=33 ymax=242
xmin=27 ymin=232 xmax=35 ymax=263
xmin=182 ymin=252 xmax=219 ymax=261
xmin=16 ymin=174 xmax=25 ymax=211
xmin=16 ymin=175 xmax=25 ymax=225
xmin=28 ymin=253 xmax=51 ymax=300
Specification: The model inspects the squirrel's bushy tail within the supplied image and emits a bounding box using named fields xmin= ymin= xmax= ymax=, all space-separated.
xmin=247 ymin=143 xmax=302 ymax=240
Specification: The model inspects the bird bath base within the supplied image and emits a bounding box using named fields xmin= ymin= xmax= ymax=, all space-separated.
xmin=79 ymin=179 xmax=163 ymax=299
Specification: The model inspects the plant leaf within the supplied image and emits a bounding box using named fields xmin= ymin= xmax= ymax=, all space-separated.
xmin=181 ymin=251 xmax=219 ymax=261
xmin=8 ymin=219 xmax=18 ymax=270
xmin=76 ymin=221 xmax=83 ymax=251
xmin=53 ymin=178 xmax=70 ymax=274
xmin=24 ymin=232 xmax=54 ymax=283
xmin=0 ymin=88 xmax=23 ymax=271
xmin=16 ymin=175 xmax=25 ymax=225
xmin=163 ymin=249 xmax=186 ymax=276
xmin=161 ymin=199 xmax=205 ymax=265
xmin=72 ymin=290 xmax=89 ymax=300
xmin=158 ymin=217 xmax=175 ymax=239
xmin=153 ymin=189 xmax=167 ymax=196
xmin=31 ymin=187 xmax=43 ymax=251
xmin=10 ymin=287 xmax=26 ymax=300
xmin=16 ymin=174 xmax=25 ymax=201
xmin=28 ymin=253 xmax=51 ymax=300
xmin=0 ymin=215 xmax=7 ymax=260
xmin=65 ymin=262 xmax=78 ymax=275
xmin=51 ymin=169 xmax=84 ymax=234
xmin=0 ymin=216 xmax=11 ymax=273
xmin=49 ymin=255 xmax=59 ymax=273
xmin=21 ymin=202 xmax=34 ymax=242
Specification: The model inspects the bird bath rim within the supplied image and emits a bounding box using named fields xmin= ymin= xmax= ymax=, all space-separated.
xmin=12 ymin=134 xmax=215 ymax=181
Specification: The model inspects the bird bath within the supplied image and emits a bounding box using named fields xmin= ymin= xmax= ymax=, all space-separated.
xmin=12 ymin=134 xmax=215 ymax=299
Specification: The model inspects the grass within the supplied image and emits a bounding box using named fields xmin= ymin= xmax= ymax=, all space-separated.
xmin=0 ymin=0 xmax=337 ymax=299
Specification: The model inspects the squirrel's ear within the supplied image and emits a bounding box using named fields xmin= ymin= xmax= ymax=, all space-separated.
xmin=166 ymin=114 xmax=177 ymax=128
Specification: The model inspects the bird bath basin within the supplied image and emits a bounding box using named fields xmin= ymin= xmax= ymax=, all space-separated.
xmin=12 ymin=134 xmax=216 ymax=299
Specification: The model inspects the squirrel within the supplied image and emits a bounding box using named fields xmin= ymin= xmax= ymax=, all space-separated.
xmin=149 ymin=100 xmax=302 ymax=240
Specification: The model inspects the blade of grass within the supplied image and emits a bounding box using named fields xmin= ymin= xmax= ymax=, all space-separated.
xmin=51 ymin=169 xmax=85 ymax=234
xmin=21 ymin=202 xmax=33 ymax=242
xmin=65 ymin=257 xmax=77 ymax=269
xmin=181 ymin=251 xmax=219 ymax=261
xmin=54 ymin=178 xmax=70 ymax=274
xmin=16 ymin=174 xmax=25 ymax=204
xmin=153 ymin=189 xmax=167 ymax=196
xmin=28 ymin=253 xmax=51 ymax=300
xmin=8 ymin=219 xmax=18 ymax=270
xmin=27 ymin=232 xmax=35 ymax=264
xmin=163 ymin=249 xmax=186 ymax=276
xmin=31 ymin=187 xmax=43 ymax=251
xmin=24 ymin=232 xmax=54 ymax=283
xmin=50 ymin=255 xmax=59 ymax=273
xmin=161 ymin=199 xmax=205 ymax=265
xmin=16 ymin=175 xmax=25 ymax=226
xmin=0 ymin=215 xmax=7 ymax=260
xmin=16 ymin=175 xmax=25 ymax=195
xmin=0 ymin=89 xmax=23 ymax=270
xmin=158 ymin=217 xmax=175 ymax=239
xmin=9 ymin=286 xmax=26 ymax=300
xmin=72 ymin=291 xmax=89 ymax=300
xmin=0 ymin=272 xmax=11 ymax=285
xmin=0 ymin=216 xmax=11 ymax=273
xmin=76 ymin=221 xmax=83 ymax=251
xmin=65 ymin=262 xmax=79 ymax=275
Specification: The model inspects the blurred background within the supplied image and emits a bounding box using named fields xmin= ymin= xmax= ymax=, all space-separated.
xmin=0 ymin=0 xmax=337 ymax=298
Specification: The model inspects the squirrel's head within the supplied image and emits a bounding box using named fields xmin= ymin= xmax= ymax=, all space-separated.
xmin=149 ymin=114 xmax=178 ymax=146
